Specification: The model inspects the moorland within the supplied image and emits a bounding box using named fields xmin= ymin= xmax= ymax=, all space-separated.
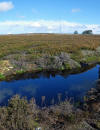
xmin=0 ymin=34 xmax=100 ymax=80
xmin=0 ymin=34 xmax=100 ymax=130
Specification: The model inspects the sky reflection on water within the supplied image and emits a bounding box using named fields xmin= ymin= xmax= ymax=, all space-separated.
xmin=0 ymin=65 xmax=99 ymax=106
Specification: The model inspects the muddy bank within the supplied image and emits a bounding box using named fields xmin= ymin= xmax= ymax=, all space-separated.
xmin=3 ymin=63 xmax=96 ymax=82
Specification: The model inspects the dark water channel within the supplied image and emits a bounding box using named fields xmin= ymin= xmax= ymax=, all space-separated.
xmin=0 ymin=65 xmax=99 ymax=106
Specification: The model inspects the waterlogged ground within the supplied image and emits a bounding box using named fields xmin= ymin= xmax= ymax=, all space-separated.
xmin=0 ymin=65 xmax=99 ymax=106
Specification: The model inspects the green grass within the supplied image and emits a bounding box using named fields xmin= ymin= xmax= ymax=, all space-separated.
xmin=59 ymin=66 xmax=65 ymax=71
xmin=37 ymin=67 xmax=43 ymax=71
xmin=16 ymin=70 xmax=25 ymax=74
xmin=71 ymin=51 xmax=83 ymax=62
xmin=64 ymin=63 xmax=72 ymax=70
xmin=0 ymin=73 xmax=5 ymax=80
xmin=82 ymin=56 xmax=100 ymax=63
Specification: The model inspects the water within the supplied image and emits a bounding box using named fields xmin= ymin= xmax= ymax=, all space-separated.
xmin=0 ymin=65 xmax=99 ymax=106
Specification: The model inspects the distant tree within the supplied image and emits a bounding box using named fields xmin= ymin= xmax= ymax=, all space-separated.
xmin=82 ymin=30 xmax=93 ymax=35
xmin=74 ymin=31 xmax=78 ymax=34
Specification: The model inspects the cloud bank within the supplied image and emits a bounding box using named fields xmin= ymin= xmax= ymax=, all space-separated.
xmin=0 ymin=1 xmax=14 ymax=12
xmin=0 ymin=20 xmax=100 ymax=34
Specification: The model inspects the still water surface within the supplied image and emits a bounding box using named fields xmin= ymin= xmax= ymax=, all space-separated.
xmin=0 ymin=65 xmax=99 ymax=106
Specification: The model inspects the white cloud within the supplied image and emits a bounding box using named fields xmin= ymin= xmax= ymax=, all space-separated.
xmin=0 ymin=1 xmax=14 ymax=12
xmin=0 ymin=20 xmax=100 ymax=34
xmin=72 ymin=8 xmax=80 ymax=13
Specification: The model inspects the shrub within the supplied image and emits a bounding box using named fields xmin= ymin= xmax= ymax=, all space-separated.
xmin=0 ymin=95 xmax=39 ymax=130
xmin=74 ymin=31 xmax=78 ymax=34
xmin=82 ymin=30 xmax=93 ymax=35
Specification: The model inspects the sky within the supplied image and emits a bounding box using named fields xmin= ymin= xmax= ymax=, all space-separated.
xmin=0 ymin=0 xmax=100 ymax=34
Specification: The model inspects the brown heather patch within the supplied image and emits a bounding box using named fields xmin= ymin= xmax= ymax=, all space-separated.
xmin=0 ymin=34 xmax=100 ymax=59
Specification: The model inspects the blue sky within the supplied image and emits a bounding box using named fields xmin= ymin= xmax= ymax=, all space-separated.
xmin=0 ymin=0 xmax=100 ymax=34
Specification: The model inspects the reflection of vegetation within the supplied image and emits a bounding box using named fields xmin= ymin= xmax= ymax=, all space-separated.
xmin=6 ymin=65 xmax=95 ymax=81
xmin=0 ymin=88 xmax=13 ymax=103
xmin=20 ymin=84 xmax=38 ymax=96
xmin=0 ymin=83 xmax=38 ymax=105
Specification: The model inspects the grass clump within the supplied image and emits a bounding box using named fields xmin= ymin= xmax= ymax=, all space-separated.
xmin=0 ymin=73 xmax=5 ymax=80
xmin=37 ymin=67 xmax=43 ymax=71
xmin=71 ymin=51 xmax=83 ymax=62
xmin=82 ymin=56 xmax=100 ymax=63
xmin=16 ymin=70 xmax=25 ymax=74
xmin=64 ymin=63 xmax=72 ymax=70
xmin=60 ymin=66 xmax=65 ymax=70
